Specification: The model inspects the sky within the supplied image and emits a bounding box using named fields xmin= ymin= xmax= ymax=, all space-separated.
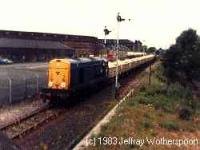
xmin=0 ymin=0 xmax=200 ymax=49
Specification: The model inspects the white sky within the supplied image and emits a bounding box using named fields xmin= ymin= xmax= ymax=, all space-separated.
xmin=0 ymin=0 xmax=200 ymax=49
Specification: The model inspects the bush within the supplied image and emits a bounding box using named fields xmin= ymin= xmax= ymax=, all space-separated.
xmin=160 ymin=120 xmax=180 ymax=131
xmin=166 ymin=83 xmax=192 ymax=100
xmin=141 ymin=119 xmax=154 ymax=129
xmin=178 ymin=106 xmax=193 ymax=120
xmin=140 ymin=85 xmax=146 ymax=92
xmin=126 ymin=98 xmax=139 ymax=107
xmin=154 ymin=95 xmax=174 ymax=112
xmin=137 ymin=94 xmax=154 ymax=105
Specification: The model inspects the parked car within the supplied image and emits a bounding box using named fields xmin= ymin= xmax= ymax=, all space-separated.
xmin=0 ymin=58 xmax=13 ymax=64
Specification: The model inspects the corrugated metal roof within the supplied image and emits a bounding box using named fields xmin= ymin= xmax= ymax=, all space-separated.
xmin=0 ymin=38 xmax=72 ymax=50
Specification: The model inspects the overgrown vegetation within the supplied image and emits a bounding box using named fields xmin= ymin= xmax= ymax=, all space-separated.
xmin=160 ymin=120 xmax=180 ymax=131
xmin=135 ymin=67 xmax=194 ymax=115
xmin=86 ymin=64 xmax=200 ymax=150
xmin=132 ymin=63 xmax=199 ymax=119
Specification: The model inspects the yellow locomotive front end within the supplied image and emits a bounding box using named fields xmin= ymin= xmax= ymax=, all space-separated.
xmin=48 ymin=59 xmax=71 ymax=90
xmin=41 ymin=59 xmax=71 ymax=102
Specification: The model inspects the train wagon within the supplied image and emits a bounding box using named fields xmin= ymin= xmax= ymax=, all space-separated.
xmin=41 ymin=57 xmax=108 ymax=101
xmin=108 ymin=54 xmax=155 ymax=78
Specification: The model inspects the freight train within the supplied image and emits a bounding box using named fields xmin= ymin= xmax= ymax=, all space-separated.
xmin=41 ymin=54 xmax=155 ymax=102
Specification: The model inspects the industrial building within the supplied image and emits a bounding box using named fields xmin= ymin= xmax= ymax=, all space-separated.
xmin=0 ymin=30 xmax=102 ymax=62
xmin=0 ymin=30 xmax=140 ymax=62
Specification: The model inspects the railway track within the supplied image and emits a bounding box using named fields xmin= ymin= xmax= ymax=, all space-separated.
xmin=0 ymin=102 xmax=49 ymax=131
xmin=0 ymin=102 xmax=53 ymax=140
xmin=1 ymin=107 xmax=65 ymax=140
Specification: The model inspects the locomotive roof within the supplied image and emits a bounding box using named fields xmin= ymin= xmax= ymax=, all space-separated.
xmin=66 ymin=57 xmax=106 ymax=64
xmin=50 ymin=57 xmax=107 ymax=64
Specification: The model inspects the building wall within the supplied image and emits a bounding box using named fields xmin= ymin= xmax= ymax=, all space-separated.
xmin=63 ymin=41 xmax=102 ymax=57
xmin=0 ymin=48 xmax=75 ymax=62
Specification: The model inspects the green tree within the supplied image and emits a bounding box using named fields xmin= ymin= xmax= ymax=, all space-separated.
xmin=163 ymin=29 xmax=200 ymax=84
xmin=142 ymin=45 xmax=148 ymax=52
xmin=147 ymin=47 xmax=156 ymax=54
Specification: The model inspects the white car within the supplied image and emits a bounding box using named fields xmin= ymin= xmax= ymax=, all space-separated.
xmin=0 ymin=58 xmax=13 ymax=64
xmin=3 ymin=58 xmax=13 ymax=64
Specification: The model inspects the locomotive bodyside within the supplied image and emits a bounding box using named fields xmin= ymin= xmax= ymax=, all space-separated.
xmin=69 ymin=57 xmax=108 ymax=93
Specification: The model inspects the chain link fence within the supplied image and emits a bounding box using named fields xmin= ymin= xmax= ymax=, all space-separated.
xmin=0 ymin=68 xmax=47 ymax=106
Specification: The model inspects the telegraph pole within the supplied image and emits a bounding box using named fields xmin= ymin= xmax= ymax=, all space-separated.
xmin=104 ymin=26 xmax=107 ymax=45
xmin=115 ymin=12 xmax=131 ymax=99
xmin=115 ymin=17 xmax=120 ymax=98
xmin=115 ymin=12 xmax=124 ymax=98
xmin=104 ymin=26 xmax=111 ymax=56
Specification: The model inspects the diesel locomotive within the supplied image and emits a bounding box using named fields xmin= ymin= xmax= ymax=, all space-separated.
xmin=41 ymin=57 xmax=108 ymax=101
xmin=41 ymin=54 xmax=155 ymax=102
